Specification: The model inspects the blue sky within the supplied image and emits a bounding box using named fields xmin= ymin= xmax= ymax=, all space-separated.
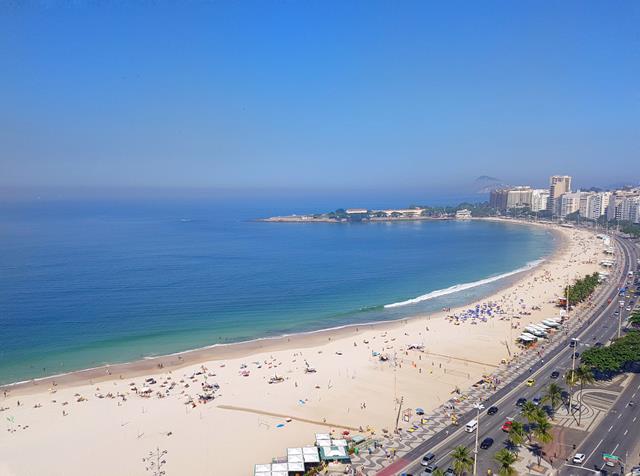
xmin=1 ymin=1 xmax=638 ymax=194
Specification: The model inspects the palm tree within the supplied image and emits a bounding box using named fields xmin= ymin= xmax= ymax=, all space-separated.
xmin=532 ymin=407 xmax=548 ymax=426
xmin=451 ymin=445 xmax=474 ymax=476
xmin=573 ymin=365 xmax=595 ymax=425
xmin=494 ymin=448 xmax=518 ymax=476
xmin=432 ymin=469 xmax=446 ymax=476
xmin=532 ymin=418 xmax=554 ymax=466
xmin=508 ymin=420 xmax=526 ymax=448
xmin=542 ymin=383 xmax=564 ymax=417
xmin=520 ymin=401 xmax=538 ymax=441
xmin=565 ymin=369 xmax=578 ymax=421
xmin=533 ymin=418 xmax=553 ymax=445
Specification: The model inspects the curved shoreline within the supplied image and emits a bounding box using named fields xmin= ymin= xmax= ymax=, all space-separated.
xmin=0 ymin=219 xmax=566 ymax=394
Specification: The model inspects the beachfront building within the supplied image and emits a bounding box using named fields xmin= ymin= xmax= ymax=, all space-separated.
xmin=489 ymin=188 xmax=509 ymax=210
xmin=606 ymin=190 xmax=640 ymax=223
xmin=548 ymin=175 xmax=572 ymax=215
xmin=379 ymin=208 xmax=423 ymax=218
xmin=489 ymin=186 xmax=533 ymax=211
xmin=530 ymin=189 xmax=550 ymax=212
xmin=559 ymin=191 xmax=583 ymax=218
xmin=584 ymin=192 xmax=611 ymax=220
xmin=455 ymin=209 xmax=472 ymax=219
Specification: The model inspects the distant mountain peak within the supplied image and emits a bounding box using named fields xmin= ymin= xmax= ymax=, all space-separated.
xmin=475 ymin=175 xmax=502 ymax=182
xmin=473 ymin=176 xmax=510 ymax=194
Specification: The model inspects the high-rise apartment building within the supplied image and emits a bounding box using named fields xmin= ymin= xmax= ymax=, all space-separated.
xmin=530 ymin=189 xmax=550 ymax=212
xmin=560 ymin=191 xmax=582 ymax=218
xmin=490 ymin=187 xmax=533 ymax=211
xmin=606 ymin=190 xmax=640 ymax=223
xmin=548 ymin=175 xmax=572 ymax=215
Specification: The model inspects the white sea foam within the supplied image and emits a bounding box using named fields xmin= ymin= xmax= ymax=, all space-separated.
xmin=384 ymin=259 xmax=545 ymax=309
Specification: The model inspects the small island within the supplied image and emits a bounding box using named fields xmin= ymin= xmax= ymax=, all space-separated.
xmin=260 ymin=203 xmax=495 ymax=223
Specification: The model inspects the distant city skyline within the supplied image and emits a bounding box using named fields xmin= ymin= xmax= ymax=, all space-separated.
xmin=1 ymin=1 xmax=639 ymax=193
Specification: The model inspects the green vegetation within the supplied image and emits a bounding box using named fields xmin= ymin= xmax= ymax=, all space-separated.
xmin=414 ymin=201 xmax=497 ymax=217
xmin=541 ymin=383 xmax=564 ymax=417
xmin=507 ymin=420 xmax=526 ymax=447
xmin=494 ymin=448 xmax=518 ymax=476
xmin=630 ymin=311 xmax=640 ymax=327
xmin=581 ymin=331 xmax=640 ymax=373
xmin=451 ymin=445 xmax=474 ymax=476
xmin=564 ymin=273 xmax=600 ymax=307
xmin=619 ymin=221 xmax=640 ymax=238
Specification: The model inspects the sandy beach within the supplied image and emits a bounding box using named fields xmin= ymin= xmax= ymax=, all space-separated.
xmin=0 ymin=222 xmax=608 ymax=476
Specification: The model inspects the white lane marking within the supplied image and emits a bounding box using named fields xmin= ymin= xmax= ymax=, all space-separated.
xmin=608 ymin=425 xmax=614 ymax=432
xmin=586 ymin=438 xmax=604 ymax=463
xmin=563 ymin=463 xmax=600 ymax=473
xmin=634 ymin=417 xmax=637 ymax=422
xmin=435 ymin=451 xmax=452 ymax=465
xmin=632 ymin=392 xmax=637 ymax=398
xmin=618 ymin=414 xmax=622 ymax=419
xmin=624 ymin=429 xmax=629 ymax=436
xmin=612 ymin=443 xmax=620 ymax=454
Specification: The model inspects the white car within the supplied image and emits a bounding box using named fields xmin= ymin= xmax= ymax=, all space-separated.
xmin=573 ymin=453 xmax=586 ymax=464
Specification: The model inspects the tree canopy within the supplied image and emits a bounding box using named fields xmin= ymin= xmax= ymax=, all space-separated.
xmin=581 ymin=331 xmax=640 ymax=373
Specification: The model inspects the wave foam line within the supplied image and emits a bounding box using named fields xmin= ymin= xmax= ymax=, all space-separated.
xmin=384 ymin=259 xmax=545 ymax=309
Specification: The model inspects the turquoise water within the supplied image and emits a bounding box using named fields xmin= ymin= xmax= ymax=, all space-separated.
xmin=0 ymin=198 xmax=556 ymax=385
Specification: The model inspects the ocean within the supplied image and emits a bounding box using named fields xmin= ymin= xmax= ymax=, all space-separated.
xmin=0 ymin=197 xmax=556 ymax=385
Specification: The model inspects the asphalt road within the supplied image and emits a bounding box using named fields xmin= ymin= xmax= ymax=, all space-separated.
xmin=395 ymin=235 xmax=638 ymax=476
xmin=563 ymin=373 xmax=640 ymax=475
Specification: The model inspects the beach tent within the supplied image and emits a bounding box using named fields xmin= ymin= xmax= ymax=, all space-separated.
xmin=287 ymin=462 xmax=305 ymax=473
xmin=287 ymin=448 xmax=302 ymax=457
xmin=530 ymin=324 xmax=548 ymax=333
xmin=518 ymin=334 xmax=535 ymax=342
xmin=542 ymin=320 xmax=560 ymax=328
xmin=271 ymin=472 xmax=287 ymax=476
xmin=271 ymin=463 xmax=288 ymax=472
xmin=521 ymin=332 xmax=538 ymax=340
xmin=287 ymin=455 xmax=304 ymax=464
xmin=319 ymin=446 xmax=351 ymax=462
xmin=350 ymin=435 xmax=366 ymax=444
xmin=331 ymin=439 xmax=348 ymax=447
xmin=254 ymin=464 xmax=272 ymax=475
xmin=525 ymin=326 xmax=545 ymax=337
xmin=302 ymin=447 xmax=320 ymax=464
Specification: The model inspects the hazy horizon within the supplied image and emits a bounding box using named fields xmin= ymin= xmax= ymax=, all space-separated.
xmin=2 ymin=1 xmax=639 ymax=192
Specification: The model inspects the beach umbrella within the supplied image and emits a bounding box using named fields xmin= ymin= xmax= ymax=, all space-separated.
xmin=416 ymin=408 xmax=425 ymax=415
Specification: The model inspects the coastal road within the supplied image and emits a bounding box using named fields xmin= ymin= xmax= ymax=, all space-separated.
xmin=386 ymin=235 xmax=638 ymax=476
xmin=562 ymin=373 xmax=640 ymax=475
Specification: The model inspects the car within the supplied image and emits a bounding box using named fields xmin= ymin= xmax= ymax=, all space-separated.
xmin=551 ymin=371 xmax=560 ymax=379
xmin=594 ymin=342 xmax=604 ymax=348
xmin=420 ymin=464 xmax=438 ymax=475
xmin=630 ymin=466 xmax=640 ymax=476
xmin=627 ymin=306 xmax=632 ymax=311
xmin=573 ymin=453 xmax=586 ymax=464
xmin=516 ymin=398 xmax=527 ymax=407
xmin=526 ymin=379 xmax=535 ymax=387
xmin=569 ymin=340 xmax=577 ymax=348
xmin=480 ymin=437 xmax=494 ymax=449
xmin=420 ymin=453 xmax=436 ymax=466
xmin=501 ymin=420 xmax=513 ymax=432
xmin=443 ymin=468 xmax=455 ymax=476
xmin=572 ymin=352 xmax=580 ymax=359
xmin=561 ymin=391 xmax=570 ymax=400
xmin=532 ymin=397 xmax=542 ymax=406
xmin=487 ymin=406 xmax=499 ymax=415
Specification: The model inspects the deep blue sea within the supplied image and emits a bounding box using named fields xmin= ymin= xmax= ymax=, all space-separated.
xmin=0 ymin=197 xmax=556 ymax=385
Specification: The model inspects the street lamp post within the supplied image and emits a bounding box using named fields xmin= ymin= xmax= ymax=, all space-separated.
xmin=568 ymin=338 xmax=579 ymax=420
xmin=473 ymin=402 xmax=484 ymax=476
